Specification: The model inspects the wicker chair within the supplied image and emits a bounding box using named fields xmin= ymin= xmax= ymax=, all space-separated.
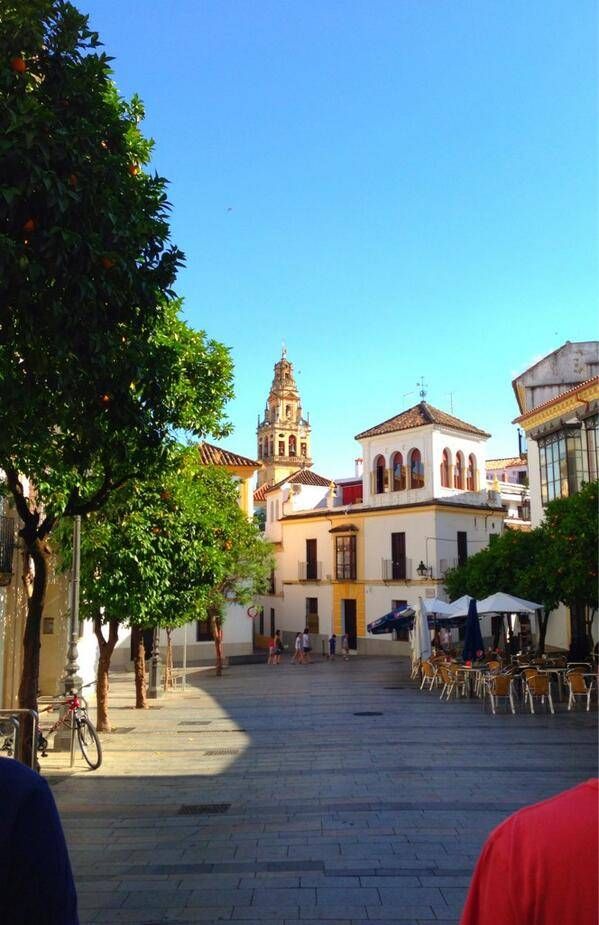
xmin=420 ymin=660 xmax=437 ymax=691
xmin=566 ymin=670 xmax=594 ymax=712
xmin=484 ymin=673 xmax=516 ymax=715
xmin=437 ymin=662 xmax=456 ymax=701
xmin=524 ymin=671 xmax=555 ymax=714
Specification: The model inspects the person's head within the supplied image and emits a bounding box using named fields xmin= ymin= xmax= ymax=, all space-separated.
xmin=275 ymin=629 xmax=281 ymax=638
xmin=304 ymin=627 xmax=309 ymax=634
xmin=296 ymin=631 xmax=301 ymax=638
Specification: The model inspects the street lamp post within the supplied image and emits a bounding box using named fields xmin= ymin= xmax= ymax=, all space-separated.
xmin=54 ymin=514 xmax=83 ymax=750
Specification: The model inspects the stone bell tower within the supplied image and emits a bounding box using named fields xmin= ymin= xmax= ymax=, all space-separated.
xmin=256 ymin=348 xmax=312 ymax=489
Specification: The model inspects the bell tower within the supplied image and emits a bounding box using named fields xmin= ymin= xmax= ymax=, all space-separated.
xmin=256 ymin=348 xmax=312 ymax=488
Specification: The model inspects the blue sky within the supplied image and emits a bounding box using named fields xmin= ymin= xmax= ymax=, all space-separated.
xmin=85 ymin=0 xmax=597 ymax=477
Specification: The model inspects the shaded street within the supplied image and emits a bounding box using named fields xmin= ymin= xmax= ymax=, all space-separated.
xmin=45 ymin=656 xmax=597 ymax=924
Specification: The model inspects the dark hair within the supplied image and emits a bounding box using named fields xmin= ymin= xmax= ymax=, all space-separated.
xmin=304 ymin=627 xmax=309 ymax=633
xmin=275 ymin=629 xmax=280 ymax=636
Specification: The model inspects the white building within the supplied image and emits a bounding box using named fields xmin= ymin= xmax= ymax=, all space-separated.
xmin=258 ymin=401 xmax=505 ymax=655
xmin=485 ymin=457 xmax=531 ymax=528
xmin=512 ymin=341 xmax=599 ymax=653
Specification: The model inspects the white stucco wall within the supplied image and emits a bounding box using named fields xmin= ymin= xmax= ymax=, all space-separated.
xmin=360 ymin=425 xmax=433 ymax=506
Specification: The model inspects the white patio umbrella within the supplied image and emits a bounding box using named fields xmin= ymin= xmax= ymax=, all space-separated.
xmin=476 ymin=592 xmax=542 ymax=614
xmin=413 ymin=596 xmax=432 ymax=662
xmin=422 ymin=598 xmax=455 ymax=616
xmin=447 ymin=595 xmax=476 ymax=618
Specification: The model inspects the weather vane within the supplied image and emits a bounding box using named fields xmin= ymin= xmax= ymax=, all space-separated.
xmin=281 ymin=339 xmax=287 ymax=359
xmin=417 ymin=376 xmax=428 ymax=400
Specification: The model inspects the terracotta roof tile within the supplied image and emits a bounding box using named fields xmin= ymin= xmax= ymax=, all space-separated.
xmin=355 ymin=402 xmax=490 ymax=440
xmin=253 ymin=483 xmax=270 ymax=503
xmin=265 ymin=469 xmax=332 ymax=494
xmin=198 ymin=442 xmax=259 ymax=469
xmin=485 ymin=457 xmax=527 ymax=470
xmin=512 ymin=376 xmax=599 ymax=423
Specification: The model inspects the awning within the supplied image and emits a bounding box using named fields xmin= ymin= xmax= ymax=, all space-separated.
xmin=367 ymin=607 xmax=415 ymax=635
xmin=329 ymin=523 xmax=359 ymax=533
xmin=476 ymin=592 xmax=542 ymax=614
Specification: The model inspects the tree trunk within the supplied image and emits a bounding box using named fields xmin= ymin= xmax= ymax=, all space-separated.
xmin=17 ymin=538 xmax=49 ymax=764
xmin=132 ymin=626 xmax=148 ymax=708
xmin=94 ymin=617 xmax=120 ymax=732
xmin=164 ymin=628 xmax=173 ymax=691
xmin=210 ymin=612 xmax=224 ymax=677
xmin=537 ymin=611 xmax=550 ymax=655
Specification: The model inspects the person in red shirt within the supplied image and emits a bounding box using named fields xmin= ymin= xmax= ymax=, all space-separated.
xmin=460 ymin=779 xmax=598 ymax=925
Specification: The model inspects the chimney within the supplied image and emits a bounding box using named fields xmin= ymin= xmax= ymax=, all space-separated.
xmin=355 ymin=458 xmax=363 ymax=478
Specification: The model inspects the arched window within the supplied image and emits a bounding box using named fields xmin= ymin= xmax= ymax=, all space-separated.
xmin=391 ymin=452 xmax=405 ymax=491
xmin=278 ymin=440 xmax=285 ymax=457
xmin=467 ymin=454 xmax=476 ymax=491
xmin=269 ymin=437 xmax=274 ymax=457
xmin=286 ymin=404 xmax=291 ymax=419
xmin=409 ymin=449 xmax=425 ymax=489
xmin=374 ymin=454 xmax=386 ymax=494
xmin=289 ymin=435 xmax=297 ymax=456
xmin=258 ymin=439 xmax=263 ymax=460
xmin=454 ymin=451 xmax=464 ymax=489
xmin=440 ymin=449 xmax=451 ymax=487
xmin=301 ymin=442 xmax=307 ymax=457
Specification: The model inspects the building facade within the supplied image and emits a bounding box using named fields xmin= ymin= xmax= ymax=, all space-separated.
xmin=258 ymin=401 xmax=505 ymax=655
xmin=512 ymin=341 xmax=599 ymax=652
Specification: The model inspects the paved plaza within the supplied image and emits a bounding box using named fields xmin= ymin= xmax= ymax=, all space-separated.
xmin=45 ymin=655 xmax=597 ymax=925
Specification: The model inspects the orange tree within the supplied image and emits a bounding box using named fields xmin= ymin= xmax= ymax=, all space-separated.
xmin=61 ymin=449 xmax=273 ymax=731
xmin=0 ymin=1 xmax=233 ymax=721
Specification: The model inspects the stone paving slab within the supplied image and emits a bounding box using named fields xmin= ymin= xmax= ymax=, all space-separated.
xmin=45 ymin=656 xmax=597 ymax=925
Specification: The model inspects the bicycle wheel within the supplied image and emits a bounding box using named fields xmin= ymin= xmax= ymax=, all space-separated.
xmin=76 ymin=716 xmax=102 ymax=769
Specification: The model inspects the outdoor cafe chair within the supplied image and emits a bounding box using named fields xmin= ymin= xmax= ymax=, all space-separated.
xmin=420 ymin=660 xmax=437 ymax=691
xmin=524 ymin=670 xmax=555 ymax=715
xmin=437 ymin=663 xmax=456 ymax=701
xmin=448 ymin=663 xmax=469 ymax=697
xmin=484 ymin=673 xmax=516 ymax=715
xmin=566 ymin=670 xmax=594 ymax=712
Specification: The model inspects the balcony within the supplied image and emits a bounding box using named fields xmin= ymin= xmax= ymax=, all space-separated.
xmin=381 ymin=558 xmax=412 ymax=581
xmin=298 ymin=561 xmax=322 ymax=581
xmin=0 ymin=514 xmax=15 ymax=586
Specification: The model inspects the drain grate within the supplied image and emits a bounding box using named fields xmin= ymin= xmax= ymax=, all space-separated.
xmin=353 ymin=711 xmax=383 ymax=716
xmin=178 ymin=803 xmax=231 ymax=816
xmin=178 ymin=721 xmax=212 ymax=726
xmin=176 ymin=728 xmax=246 ymax=734
xmin=204 ymin=749 xmax=240 ymax=756
xmin=112 ymin=727 xmax=135 ymax=734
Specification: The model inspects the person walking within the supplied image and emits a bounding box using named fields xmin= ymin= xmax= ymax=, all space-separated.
xmin=328 ymin=633 xmax=337 ymax=660
xmin=292 ymin=632 xmax=303 ymax=664
xmin=267 ymin=634 xmax=276 ymax=665
xmin=341 ymin=633 xmax=350 ymax=660
xmin=302 ymin=627 xmax=311 ymax=663
xmin=274 ymin=629 xmax=284 ymax=664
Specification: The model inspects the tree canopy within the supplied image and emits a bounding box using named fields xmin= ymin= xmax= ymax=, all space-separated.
xmin=0 ymin=0 xmax=234 ymax=716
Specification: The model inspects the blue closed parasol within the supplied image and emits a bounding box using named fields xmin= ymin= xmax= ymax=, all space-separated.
xmin=462 ymin=598 xmax=484 ymax=661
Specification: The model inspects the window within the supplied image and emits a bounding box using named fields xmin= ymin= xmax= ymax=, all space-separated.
xmin=269 ymin=568 xmax=276 ymax=594
xmin=392 ymin=452 xmax=405 ymax=491
xmin=440 ymin=449 xmax=451 ymax=488
xmin=289 ymin=435 xmax=297 ymax=456
xmin=391 ymin=532 xmax=406 ymax=580
xmin=457 ymin=531 xmax=468 ymax=567
xmin=335 ymin=535 xmax=356 ymax=580
xmin=392 ymin=599 xmax=409 ymax=641
xmin=270 ymin=608 xmax=275 ymax=637
xmin=454 ymin=451 xmax=464 ymax=489
xmin=585 ymin=415 xmax=598 ymax=482
xmin=306 ymin=597 xmax=319 ymax=634
xmin=258 ymin=439 xmax=262 ymax=460
xmin=374 ymin=454 xmax=386 ymax=494
xmin=286 ymin=404 xmax=291 ymax=418
xmin=517 ymin=470 xmax=527 ymax=485
xmin=409 ymin=449 xmax=424 ymax=489
xmin=306 ymin=538 xmax=318 ymax=580
xmin=538 ymin=427 xmax=588 ymax=505
xmin=467 ymin=454 xmax=476 ymax=490
xmin=259 ymin=607 xmax=264 ymax=635
xmin=301 ymin=442 xmax=307 ymax=457
xmin=196 ymin=620 xmax=212 ymax=641
xmin=278 ymin=440 xmax=285 ymax=456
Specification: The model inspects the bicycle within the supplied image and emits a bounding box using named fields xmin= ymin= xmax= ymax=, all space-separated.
xmin=38 ymin=690 xmax=102 ymax=770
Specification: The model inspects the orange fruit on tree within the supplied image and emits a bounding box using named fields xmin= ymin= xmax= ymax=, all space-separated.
xmin=99 ymin=393 xmax=111 ymax=406
xmin=22 ymin=218 xmax=37 ymax=232
xmin=128 ymin=164 xmax=139 ymax=176
xmin=101 ymin=256 xmax=115 ymax=270
xmin=68 ymin=173 xmax=78 ymax=188
xmin=10 ymin=57 xmax=26 ymax=73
